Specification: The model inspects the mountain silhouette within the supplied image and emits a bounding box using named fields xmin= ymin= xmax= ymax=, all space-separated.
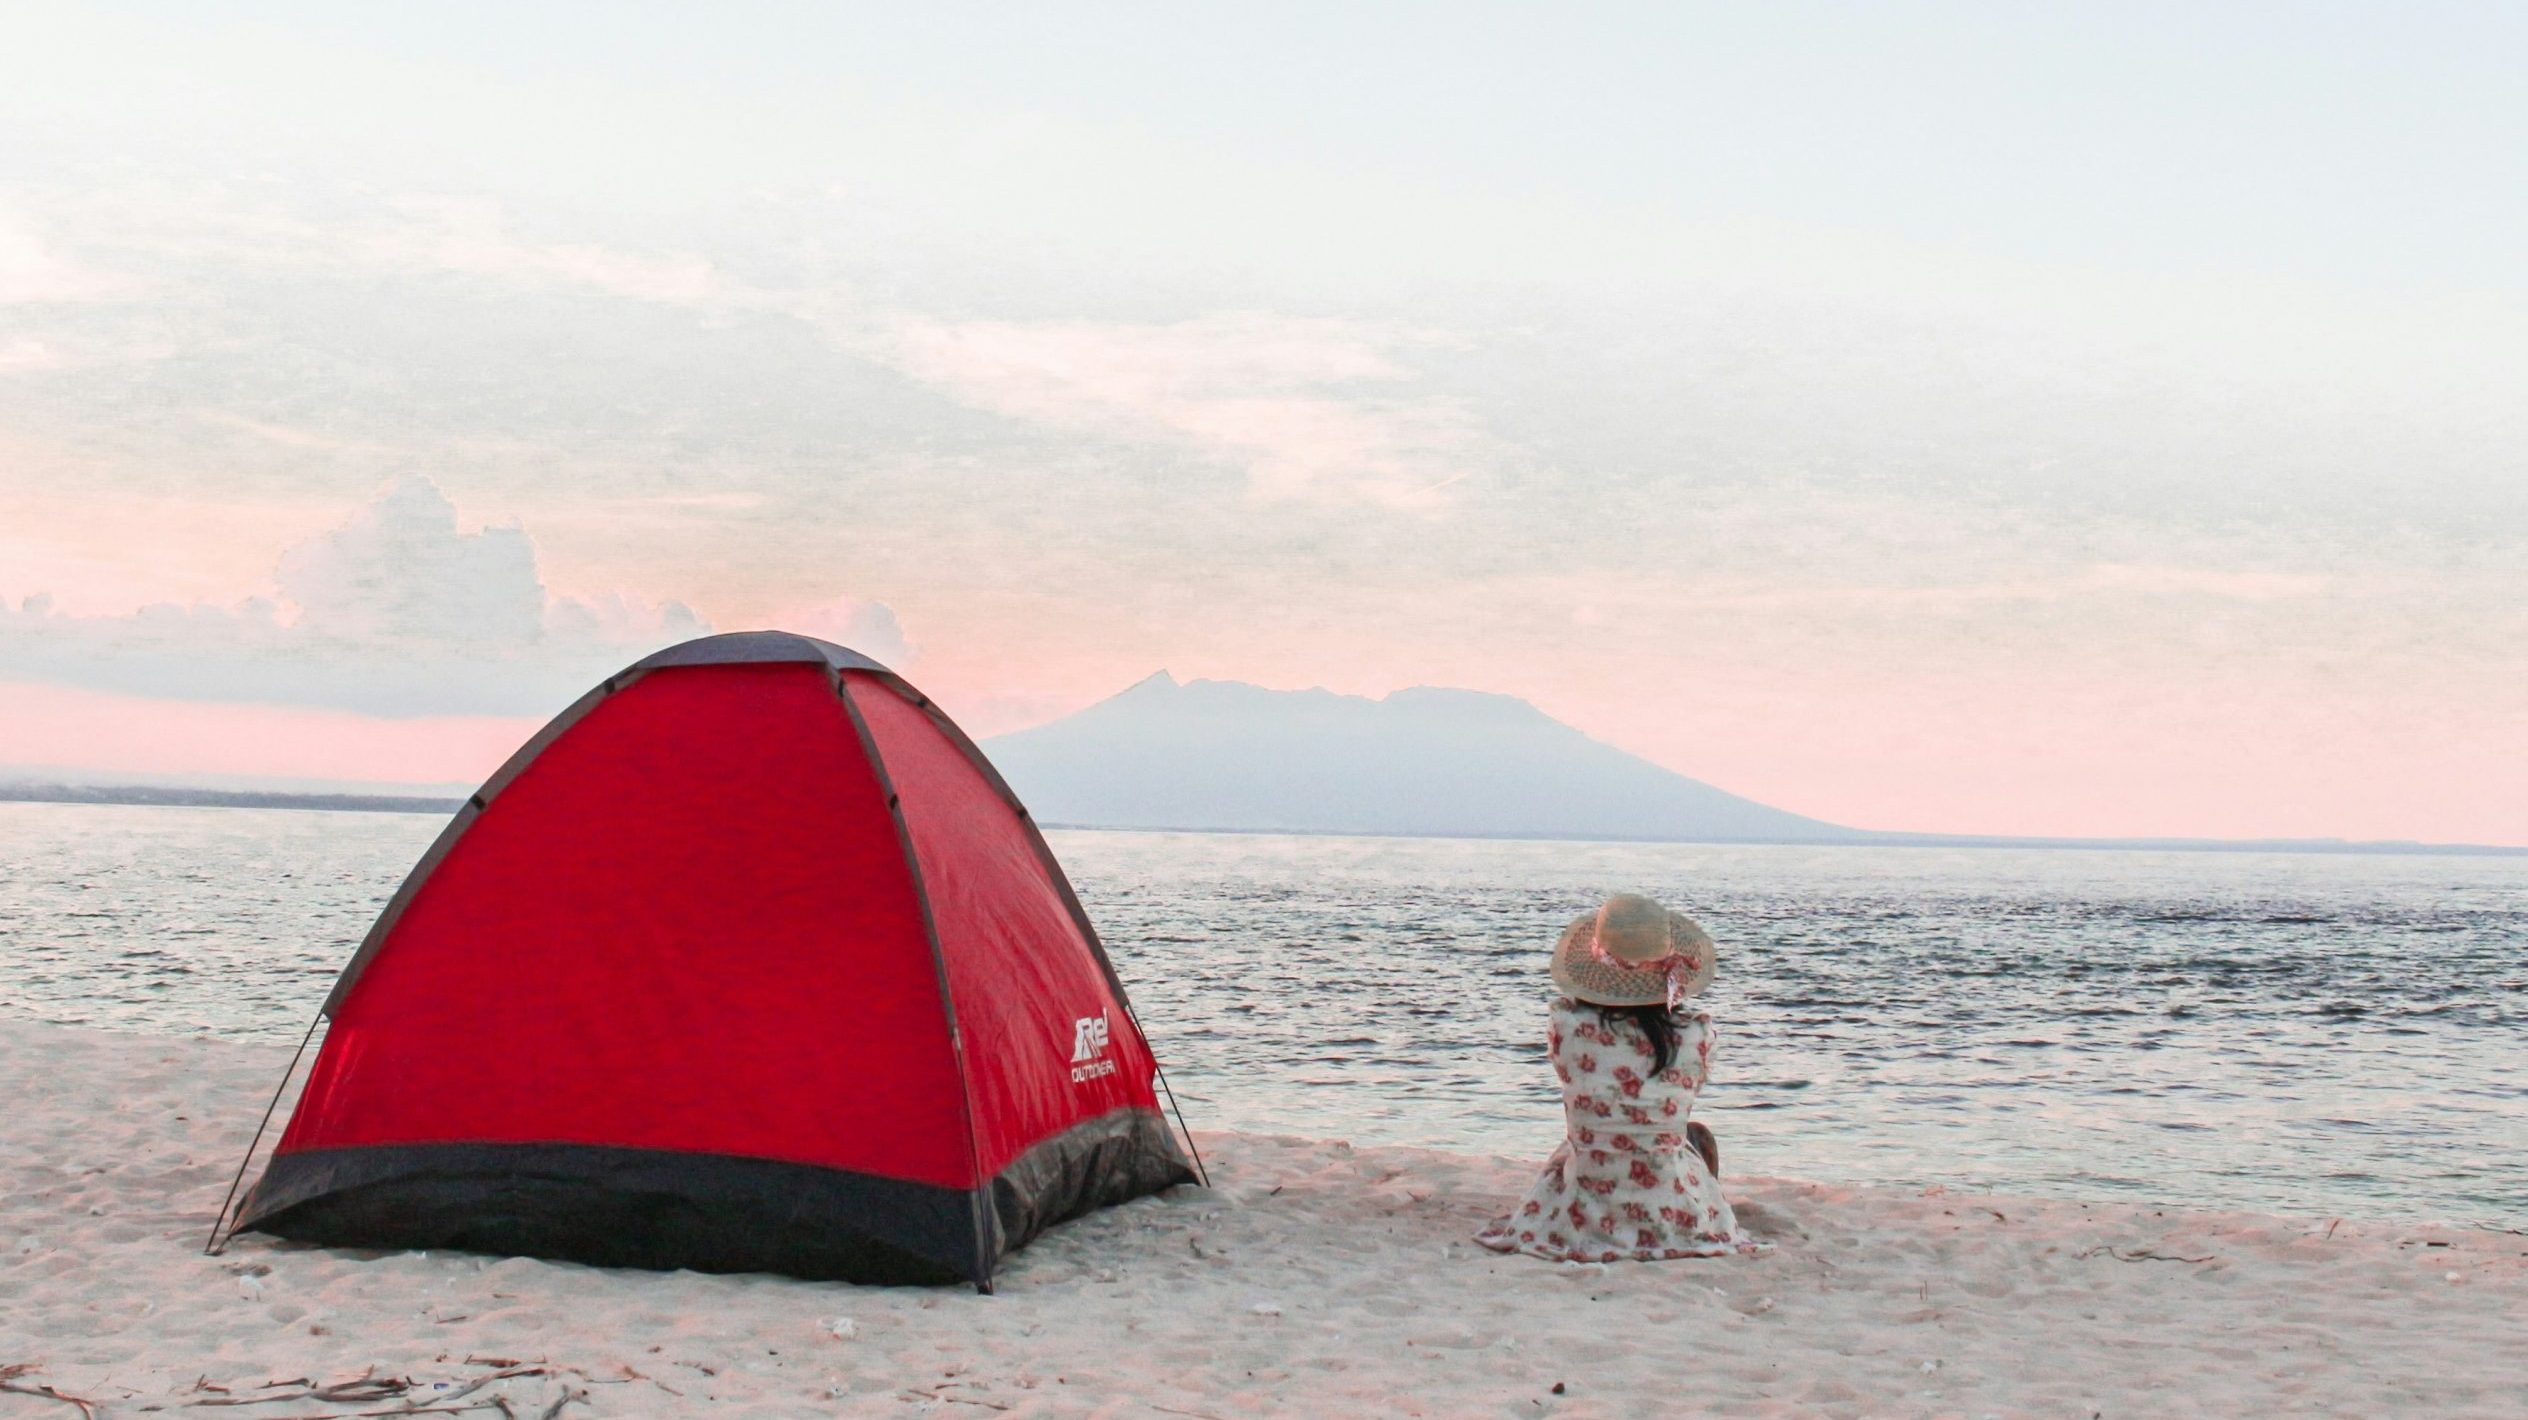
xmin=982 ymin=672 xmax=1855 ymax=842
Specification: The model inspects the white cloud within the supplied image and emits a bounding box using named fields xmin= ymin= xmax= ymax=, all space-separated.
xmin=784 ymin=596 xmax=915 ymax=668
xmin=1652 ymin=562 xmax=2331 ymax=615
xmin=0 ymin=478 xmax=717 ymax=716
xmin=0 ymin=217 xmax=132 ymax=304
xmin=275 ymin=478 xmax=547 ymax=647
xmin=193 ymin=411 xmax=387 ymax=453
xmin=0 ymin=339 xmax=64 ymax=373
xmin=378 ymin=196 xmax=725 ymax=306
xmin=888 ymin=312 xmax=1488 ymax=509
xmin=542 ymin=591 xmax=710 ymax=650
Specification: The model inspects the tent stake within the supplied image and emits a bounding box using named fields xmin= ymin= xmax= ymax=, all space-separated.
xmin=203 ymin=1011 xmax=321 ymax=1255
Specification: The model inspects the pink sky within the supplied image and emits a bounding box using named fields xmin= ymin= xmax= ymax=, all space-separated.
xmin=5 ymin=7 xmax=2524 ymax=846
xmin=0 ymin=681 xmax=536 ymax=790
xmin=5 ymin=476 xmax=2520 ymax=845
xmin=7 ymin=638 xmax=2518 ymax=845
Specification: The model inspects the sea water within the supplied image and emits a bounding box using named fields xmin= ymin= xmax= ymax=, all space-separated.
xmin=1 ymin=801 xmax=2521 ymax=1227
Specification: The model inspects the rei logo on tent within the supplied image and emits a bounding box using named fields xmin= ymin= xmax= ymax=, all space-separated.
xmin=1070 ymin=1013 xmax=1117 ymax=1082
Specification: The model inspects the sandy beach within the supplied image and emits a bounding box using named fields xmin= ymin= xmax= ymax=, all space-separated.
xmin=4 ymin=1018 xmax=2522 ymax=1419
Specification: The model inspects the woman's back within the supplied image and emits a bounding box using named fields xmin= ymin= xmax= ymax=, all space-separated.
xmin=1549 ymin=998 xmax=1711 ymax=1143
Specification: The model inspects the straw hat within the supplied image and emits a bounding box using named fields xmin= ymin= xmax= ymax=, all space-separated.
xmin=1549 ymin=893 xmax=1716 ymax=1009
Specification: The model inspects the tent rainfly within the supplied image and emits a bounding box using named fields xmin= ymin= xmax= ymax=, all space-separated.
xmin=213 ymin=631 xmax=1199 ymax=1289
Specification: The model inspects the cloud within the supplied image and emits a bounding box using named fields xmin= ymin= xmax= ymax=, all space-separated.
xmin=783 ymin=596 xmax=916 ymax=668
xmin=0 ymin=216 xmax=133 ymax=304
xmin=6 ymin=189 xmax=731 ymax=318
xmin=378 ymin=197 xmax=726 ymax=306
xmin=0 ymin=478 xmax=717 ymax=716
xmin=2 ymin=477 xmax=922 ymax=718
xmin=193 ymin=411 xmax=388 ymax=453
xmin=273 ymin=478 xmax=551 ymax=648
xmin=0 ymin=339 xmax=64 ymax=373
xmin=1647 ymin=562 xmax=2331 ymax=615
xmin=888 ymin=312 xmax=1488 ymax=508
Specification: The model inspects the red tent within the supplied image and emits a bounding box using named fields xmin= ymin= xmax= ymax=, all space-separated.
xmin=224 ymin=632 xmax=1198 ymax=1289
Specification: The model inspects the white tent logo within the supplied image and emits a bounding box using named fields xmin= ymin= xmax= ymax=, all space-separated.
xmin=1069 ymin=1014 xmax=1116 ymax=1082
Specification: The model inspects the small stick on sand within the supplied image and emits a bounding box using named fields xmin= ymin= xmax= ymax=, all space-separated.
xmin=0 ymin=1365 xmax=104 ymax=1420
xmin=193 ymin=1367 xmax=579 ymax=1418
xmin=195 ymin=1371 xmax=410 ymax=1407
xmin=256 ymin=1394 xmax=492 ymax=1404
xmin=898 ymin=1388 xmax=1014 ymax=1411
xmin=397 ymin=1366 xmax=549 ymax=1411
xmin=2075 ymin=1245 xmax=2217 ymax=1264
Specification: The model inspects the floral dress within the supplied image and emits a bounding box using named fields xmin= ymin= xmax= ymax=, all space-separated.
xmin=1475 ymin=997 xmax=1763 ymax=1262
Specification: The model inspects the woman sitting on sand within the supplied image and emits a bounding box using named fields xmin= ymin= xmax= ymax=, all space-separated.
xmin=1476 ymin=892 xmax=1764 ymax=1262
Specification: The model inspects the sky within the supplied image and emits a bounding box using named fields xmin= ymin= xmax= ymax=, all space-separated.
xmin=2 ymin=2 xmax=2523 ymax=843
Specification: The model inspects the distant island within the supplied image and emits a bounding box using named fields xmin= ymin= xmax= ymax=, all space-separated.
xmin=7 ymin=673 xmax=2518 ymax=855
xmin=984 ymin=671 xmax=1848 ymax=843
xmin=980 ymin=673 xmax=2523 ymax=857
xmin=0 ymin=781 xmax=462 ymax=815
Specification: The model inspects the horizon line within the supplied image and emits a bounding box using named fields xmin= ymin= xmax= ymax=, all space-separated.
xmin=5 ymin=784 xmax=2519 ymax=858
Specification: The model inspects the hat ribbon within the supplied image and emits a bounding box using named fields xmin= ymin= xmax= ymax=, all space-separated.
xmin=1583 ymin=917 xmax=1700 ymax=1010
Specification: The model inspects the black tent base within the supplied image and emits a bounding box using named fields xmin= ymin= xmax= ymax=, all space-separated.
xmin=235 ymin=1111 xmax=1195 ymax=1287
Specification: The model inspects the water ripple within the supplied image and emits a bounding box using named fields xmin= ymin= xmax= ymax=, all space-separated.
xmin=1 ymin=803 xmax=2522 ymax=1226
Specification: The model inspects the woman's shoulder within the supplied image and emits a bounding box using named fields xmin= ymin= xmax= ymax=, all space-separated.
xmin=1551 ymin=994 xmax=1613 ymax=1022
xmin=1548 ymin=996 xmax=1612 ymax=1043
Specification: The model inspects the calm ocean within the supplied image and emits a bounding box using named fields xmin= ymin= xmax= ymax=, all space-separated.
xmin=2 ymin=801 xmax=2521 ymax=1227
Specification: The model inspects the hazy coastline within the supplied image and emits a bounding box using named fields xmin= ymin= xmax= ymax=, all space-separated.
xmin=5 ymin=784 xmax=2517 ymax=857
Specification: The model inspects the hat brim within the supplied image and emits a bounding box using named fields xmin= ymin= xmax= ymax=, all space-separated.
xmin=1549 ymin=911 xmax=1716 ymax=1007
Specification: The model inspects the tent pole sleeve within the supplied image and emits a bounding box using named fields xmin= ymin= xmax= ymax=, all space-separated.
xmin=878 ymin=673 xmax=1203 ymax=1191
xmin=836 ymin=672 xmax=998 ymax=1292
xmin=321 ymin=670 xmax=640 ymax=1017
xmin=204 ymin=1010 xmax=323 ymax=1255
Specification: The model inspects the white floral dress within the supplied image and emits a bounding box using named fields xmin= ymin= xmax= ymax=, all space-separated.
xmin=1476 ymin=997 xmax=1763 ymax=1262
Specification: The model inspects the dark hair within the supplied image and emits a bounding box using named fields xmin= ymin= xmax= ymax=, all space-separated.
xmin=1596 ymin=1003 xmax=1684 ymax=1076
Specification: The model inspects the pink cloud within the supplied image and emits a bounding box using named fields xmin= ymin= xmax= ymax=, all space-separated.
xmin=889 ymin=313 xmax=1484 ymax=508
xmin=0 ymin=217 xmax=134 ymax=304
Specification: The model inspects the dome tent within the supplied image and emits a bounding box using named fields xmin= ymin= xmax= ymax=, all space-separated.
xmin=214 ymin=631 xmax=1199 ymax=1290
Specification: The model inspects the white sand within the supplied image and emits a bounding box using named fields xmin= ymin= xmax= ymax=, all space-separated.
xmin=4 ymin=1019 xmax=2523 ymax=1419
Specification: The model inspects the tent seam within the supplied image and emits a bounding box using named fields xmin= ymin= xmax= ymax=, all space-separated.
xmin=317 ymin=670 xmax=646 ymax=1018
xmin=836 ymin=670 xmax=998 ymax=1292
xmin=869 ymin=674 xmax=1206 ymax=1186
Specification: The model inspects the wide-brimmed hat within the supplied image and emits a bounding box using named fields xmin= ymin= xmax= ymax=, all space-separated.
xmin=1549 ymin=893 xmax=1715 ymax=1008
